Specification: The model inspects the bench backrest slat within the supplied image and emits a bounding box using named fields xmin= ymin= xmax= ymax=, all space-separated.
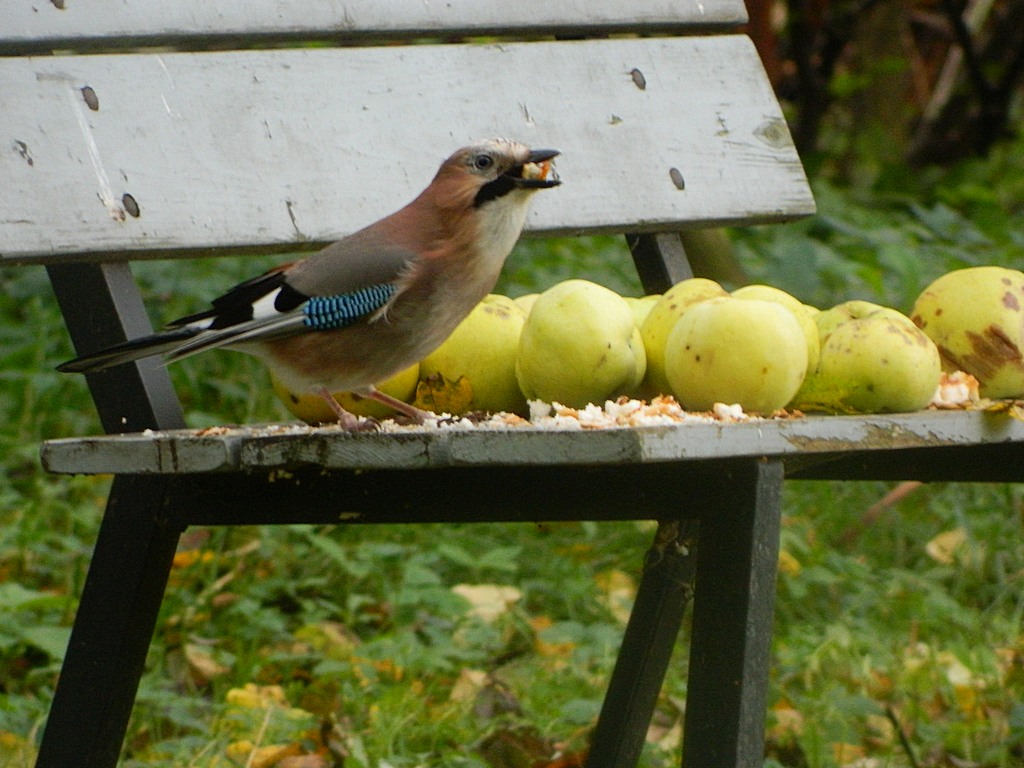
xmin=1 ymin=36 xmax=813 ymax=264
xmin=3 ymin=0 xmax=747 ymax=54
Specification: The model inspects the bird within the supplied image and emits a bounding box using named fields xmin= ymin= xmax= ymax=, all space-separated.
xmin=58 ymin=138 xmax=561 ymax=428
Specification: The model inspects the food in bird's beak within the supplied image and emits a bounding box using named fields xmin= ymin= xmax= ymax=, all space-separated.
xmin=516 ymin=159 xmax=560 ymax=188
xmin=522 ymin=160 xmax=553 ymax=181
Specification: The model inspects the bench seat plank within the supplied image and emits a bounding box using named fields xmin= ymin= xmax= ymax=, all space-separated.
xmin=3 ymin=0 xmax=747 ymax=54
xmin=40 ymin=410 xmax=1024 ymax=476
xmin=2 ymin=35 xmax=813 ymax=263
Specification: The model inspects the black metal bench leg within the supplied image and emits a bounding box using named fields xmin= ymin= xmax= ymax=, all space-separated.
xmin=35 ymin=476 xmax=184 ymax=768
xmin=682 ymin=459 xmax=784 ymax=768
xmin=40 ymin=263 xmax=188 ymax=766
xmin=627 ymin=232 xmax=694 ymax=293
xmin=586 ymin=518 xmax=700 ymax=768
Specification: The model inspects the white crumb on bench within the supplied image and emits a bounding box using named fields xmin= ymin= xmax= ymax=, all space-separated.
xmin=377 ymin=396 xmax=772 ymax=432
xmin=146 ymin=372 xmax=990 ymax=440
xmin=167 ymin=396 xmax=802 ymax=439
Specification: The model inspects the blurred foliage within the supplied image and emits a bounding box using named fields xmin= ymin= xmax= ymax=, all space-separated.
xmin=732 ymin=125 xmax=1024 ymax=311
xmin=498 ymin=236 xmax=641 ymax=298
xmin=753 ymin=0 xmax=1024 ymax=166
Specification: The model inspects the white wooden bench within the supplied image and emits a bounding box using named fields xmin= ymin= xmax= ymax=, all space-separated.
xmin=6 ymin=3 xmax=1023 ymax=767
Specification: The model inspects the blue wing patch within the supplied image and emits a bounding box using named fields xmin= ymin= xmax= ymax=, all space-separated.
xmin=302 ymin=283 xmax=397 ymax=330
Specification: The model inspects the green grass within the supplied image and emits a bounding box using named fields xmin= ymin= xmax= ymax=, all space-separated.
xmin=3 ymin=134 xmax=1024 ymax=767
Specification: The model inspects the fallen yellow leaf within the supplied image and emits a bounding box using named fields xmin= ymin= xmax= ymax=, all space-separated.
xmin=185 ymin=643 xmax=229 ymax=685
xmin=594 ymin=569 xmax=636 ymax=624
xmin=831 ymin=742 xmax=864 ymax=765
xmin=937 ymin=651 xmax=981 ymax=716
xmin=925 ymin=528 xmax=966 ymax=565
xmin=226 ymin=683 xmax=289 ymax=709
xmin=276 ymin=756 xmax=330 ymax=768
xmin=172 ymin=549 xmax=215 ymax=569
xmin=293 ymin=621 xmax=359 ymax=659
xmin=778 ymin=549 xmax=802 ymax=577
xmin=983 ymin=399 xmax=1024 ymax=421
xmin=450 ymin=668 xmax=489 ymax=702
xmin=225 ymin=742 xmax=302 ymax=768
xmin=769 ymin=699 xmax=804 ymax=743
xmin=452 ymin=584 xmax=522 ymax=622
xmin=646 ymin=716 xmax=682 ymax=751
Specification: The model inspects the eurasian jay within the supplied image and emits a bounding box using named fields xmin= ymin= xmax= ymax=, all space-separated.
xmin=58 ymin=138 xmax=561 ymax=427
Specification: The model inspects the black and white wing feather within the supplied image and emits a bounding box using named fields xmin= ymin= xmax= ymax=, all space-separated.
xmin=57 ymin=236 xmax=413 ymax=374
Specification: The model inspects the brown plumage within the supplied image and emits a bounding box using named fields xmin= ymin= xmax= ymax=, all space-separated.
xmin=58 ymin=139 xmax=561 ymax=426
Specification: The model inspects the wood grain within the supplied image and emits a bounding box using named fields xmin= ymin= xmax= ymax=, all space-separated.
xmin=3 ymin=0 xmax=747 ymax=53
xmin=2 ymin=36 xmax=813 ymax=263
xmin=39 ymin=410 xmax=1024 ymax=475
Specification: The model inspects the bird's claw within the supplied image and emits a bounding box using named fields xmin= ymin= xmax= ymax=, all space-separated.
xmin=343 ymin=415 xmax=381 ymax=432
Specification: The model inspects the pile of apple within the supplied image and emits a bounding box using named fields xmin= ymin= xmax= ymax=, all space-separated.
xmin=274 ymin=265 xmax=1024 ymax=423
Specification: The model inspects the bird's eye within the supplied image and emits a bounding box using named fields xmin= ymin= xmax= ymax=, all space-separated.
xmin=473 ymin=153 xmax=494 ymax=171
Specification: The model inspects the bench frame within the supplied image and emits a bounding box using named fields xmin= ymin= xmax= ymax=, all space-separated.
xmin=41 ymin=231 xmax=782 ymax=768
xmin=42 ymin=244 xmax=786 ymax=768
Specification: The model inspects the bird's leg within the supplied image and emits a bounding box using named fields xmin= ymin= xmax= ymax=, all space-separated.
xmin=314 ymin=386 xmax=376 ymax=430
xmin=364 ymin=386 xmax=433 ymax=424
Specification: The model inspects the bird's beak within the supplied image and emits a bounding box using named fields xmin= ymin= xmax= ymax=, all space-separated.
xmin=512 ymin=148 xmax=561 ymax=189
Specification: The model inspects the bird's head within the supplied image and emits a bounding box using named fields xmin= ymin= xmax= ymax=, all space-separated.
xmin=435 ymin=138 xmax=561 ymax=210
xmin=405 ymin=139 xmax=561 ymax=274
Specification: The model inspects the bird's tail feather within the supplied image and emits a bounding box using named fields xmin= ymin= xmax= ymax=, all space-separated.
xmin=58 ymin=311 xmax=307 ymax=374
xmin=56 ymin=327 xmax=202 ymax=373
xmin=162 ymin=313 xmax=304 ymax=363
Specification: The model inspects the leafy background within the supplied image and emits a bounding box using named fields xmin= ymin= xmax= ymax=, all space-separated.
xmin=3 ymin=11 xmax=1024 ymax=767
